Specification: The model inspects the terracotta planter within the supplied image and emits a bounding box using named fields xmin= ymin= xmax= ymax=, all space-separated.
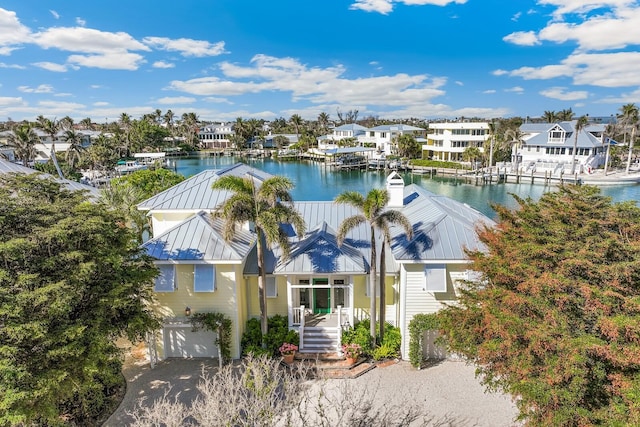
xmin=282 ymin=353 xmax=295 ymax=364
xmin=346 ymin=356 xmax=358 ymax=365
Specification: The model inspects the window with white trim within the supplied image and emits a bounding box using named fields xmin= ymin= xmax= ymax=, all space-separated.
xmin=194 ymin=265 xmax=216 ymax=292
xmin=424 ymin=264 xmax=447 ymax=292
xmin=155 ymin=264 xmax=176 ymax=292
xmin=266 ymin=276 xmax=277 ymax=298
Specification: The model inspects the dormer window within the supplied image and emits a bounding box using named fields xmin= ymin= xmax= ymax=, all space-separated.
xmin=548 ymin=125 xmax=566 ymax=143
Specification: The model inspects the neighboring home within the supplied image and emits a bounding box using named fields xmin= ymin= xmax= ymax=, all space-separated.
xmin=261 ymin=133 xmax=299 ymax=149
xmin=0 ymin=130 xmax=15 ymax=162
xmin=197 ymin=123 xmax=234 ymax=149
xmin=32 ymin=129 xmax=95 ymax=162
xmin=0 ymin=158 xmax=100 ymax=197
xmin=517 ymin=121 xmax=609 ymax=174
xmin=424 ymin=122 xmax=490 ymax=162
xmin=357 ymin=124 xmax=427 ymax=156
xmin=138 ymin=163 xmax=492 ymax=362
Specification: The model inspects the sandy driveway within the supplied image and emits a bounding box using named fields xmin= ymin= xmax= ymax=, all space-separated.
xmin=104 ymin=352 xmax=521 ymax=427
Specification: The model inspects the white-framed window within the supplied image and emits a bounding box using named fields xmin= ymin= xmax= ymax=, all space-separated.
xmin=155 ymin=264 xmax=176 ymax=292
xmin=424 ymin=264 xmax=447 ymax=292
xmin=266 ymin=276 xmax=277 ymax=298
xmin=194 ymin=265 xmax=216 ymax=292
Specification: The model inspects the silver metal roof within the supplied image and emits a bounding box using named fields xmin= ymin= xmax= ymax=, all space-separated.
xmin=0 ymin=158 xmax=100 ymax=197
xmin=142 ymin=211 xmax=254 ymax=262
xmin=521 ymin=121 xmax=606 ymax=148
xmin=137 ymin=163 xmax=273 ymax=211
xmin=274 ymin=221 xmax=368 ymax=274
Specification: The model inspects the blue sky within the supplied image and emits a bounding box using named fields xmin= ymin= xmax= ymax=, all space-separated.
xmin=1 ymin=0 xmax=639 ymax=123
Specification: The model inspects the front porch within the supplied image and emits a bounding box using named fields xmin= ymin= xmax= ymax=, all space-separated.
xmin=291 ymin=305 xmax=350 ymax=354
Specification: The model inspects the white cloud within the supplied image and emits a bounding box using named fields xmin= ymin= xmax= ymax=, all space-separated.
xmin=455 ymin=81 xmax=463 ymax=86
xmin=483 ymin=89 xmax=496 ymax=94
xmin=76 ymin=17 xmax=86 ymax=27
xmin=508 ymin=51 xmax=640 ymax=87
xmin=512 ymin=12 xmax=522 ymax=22
xmin=505 ymin=86 xmax=524 ymax=93
xmin=0 ymin=62 xmax=25 ymax=69
xmin=492 ymin=69 xmax=508 ymax=76
xmin=50 ymin=10 xmax=60 ymax=19
xmin=54 ymin=93 xmax=72 ymax=97
xmin=33 ymin=27 xmax=150 ymax=54
xmin=349 ymin=0 xmax=466 ymax=15
xmin=169 ymin=54 xmax=447 ymax=110
xmin=68 ymin=52 xmax=146 ymax=70
xmin=18 ymin=84 xmax=54 ymax=93
xmin=156 ymin=96 xmax=196 ymax=105
xmin=503 ymin=31 xmax=540 ymax=46
xmin=539 ymin=86 xmax=589 ymax=100
xmin=32 ymin=61 xmax=68 ymax=72
xmin=143 ymin=37 xmax=226 ymax=57
xmin=93 ymin=101 xmax=109 ymax=106
xmin=203 ymin=96 xmax=232 ymax=104
xmin=0 ymin=96 xmax=25 ymax=106
xmin=153 ymin=60 xmax=175 ymax=69
xmin=538 ymin=0 xmax=635 ymax=20
xmin=0 ymin=8 xmax=32 ymax=54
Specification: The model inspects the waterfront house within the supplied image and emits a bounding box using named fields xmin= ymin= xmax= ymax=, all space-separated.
xmin=516 ymin=120 xmax=609 ymax=174
xmin=197 ymin=122 xmax=234 ymax=149
xmin=357 ymin=124 xmax=427 ymax=156
xmin=138 ymin=163 xmax=492 ymax=362
xmin=424 ymin=122 xmax=490 ymax=162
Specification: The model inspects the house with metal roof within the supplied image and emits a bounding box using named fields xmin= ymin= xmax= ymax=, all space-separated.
xmin=517 ymin=120 xmax=610 ymax=174
xmin=139 ymin=163 xmax=492 ymax=361
xmin=357 ymin=124 xmax=427 ymax=156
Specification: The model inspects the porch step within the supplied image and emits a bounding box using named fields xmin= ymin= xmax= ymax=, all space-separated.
xmin=300 ymin=327 xmax=340 ymax=353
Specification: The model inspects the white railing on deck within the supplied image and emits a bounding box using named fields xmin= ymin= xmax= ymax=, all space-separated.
xmin=336 ymin=305 xmax=343 ymax=354
xmin=293 ymin=305 xmax=305 ymax=350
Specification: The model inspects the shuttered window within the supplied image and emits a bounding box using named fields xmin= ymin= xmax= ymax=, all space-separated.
xmin=155 ymin=264 xmax=175 ymax=292
xmin=194 ymin=265 xmax=216 ymax=292
xmin=424 ymin=264 xmax=447 ymax=292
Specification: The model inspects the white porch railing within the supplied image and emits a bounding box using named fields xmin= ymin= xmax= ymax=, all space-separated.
xmin=293 ymin=305 xmax=305 ymax=350
xmin=336 ymin=305 xmax=343 ymax=355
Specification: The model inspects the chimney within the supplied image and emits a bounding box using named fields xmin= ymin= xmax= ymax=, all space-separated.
xmin=386 ymin=171 xmax=405 ymax=208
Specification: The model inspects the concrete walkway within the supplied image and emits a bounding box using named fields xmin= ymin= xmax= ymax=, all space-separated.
xmin=104 ymin=346 xmax=521 ymax=427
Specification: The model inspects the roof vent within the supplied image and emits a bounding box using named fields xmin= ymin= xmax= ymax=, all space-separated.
xmin=386 ymin=171 xmax=405 ymax=208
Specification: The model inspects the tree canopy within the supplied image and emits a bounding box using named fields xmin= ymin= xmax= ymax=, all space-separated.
xmin=437 ymin=185 xmax=640 ymax=426
xmin=0 ymin=173 xmax=159 ymax=425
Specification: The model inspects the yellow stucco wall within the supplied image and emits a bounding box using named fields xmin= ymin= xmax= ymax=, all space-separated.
xmin=152 ymin=263 xmax=244 ymax=358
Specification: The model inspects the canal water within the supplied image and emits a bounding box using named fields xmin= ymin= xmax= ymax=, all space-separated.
xmin=172 ymin=155 xmax=640 ymax=219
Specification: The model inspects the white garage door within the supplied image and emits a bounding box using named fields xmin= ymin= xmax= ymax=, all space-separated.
xmin=163 ymin=326 xmax=218 ymax=358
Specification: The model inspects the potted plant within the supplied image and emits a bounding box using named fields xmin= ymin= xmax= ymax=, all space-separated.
xmin=279 ymin=342 xmax=298 ymax=364
xmin=342 ymin=343 xmax=362 ymax=365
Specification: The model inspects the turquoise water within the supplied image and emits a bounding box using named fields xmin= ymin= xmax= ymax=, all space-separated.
xmin=171 ymin=156 xmax=640 ymax=219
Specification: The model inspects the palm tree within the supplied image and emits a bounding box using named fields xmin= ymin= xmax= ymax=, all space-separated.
xmin=487 ymin=120 xmax=498 ymax=169
xmin=35 ymin=116 xmax=64 ymax=178
xmin=570 ymin=116 xmax=589 ymax=175
xmin=289 ymin=114 xmax=304 ymax=139
xmin=317 ymin=112 xmax=330 ymax=135
xmin=557 ymin=108 xmax=575 ymax=121
xmin=619 ymin=104 xmax=639 ymax=174
xmin=7 ymin=123 xmax=39 ymax=166
xmin=80 ymin=117 xmax=93 ymax=130
xmin=542 ymin=110 xmax=557 ymax=123
xmin=504 ymin=128 xmax=525 ymax=172
xmin=335 ymin=189 xmax=412 ymax=344
xmin=59 ymin=116 xmax=74 ymax=131
xmin=63 ymin=129 xmax=86 ymax=170
xmin=212 ymin=175 xmax=305 ymax=337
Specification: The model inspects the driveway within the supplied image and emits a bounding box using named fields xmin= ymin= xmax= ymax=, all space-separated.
xmin=104 ymin=350 xmax=521 ymax=427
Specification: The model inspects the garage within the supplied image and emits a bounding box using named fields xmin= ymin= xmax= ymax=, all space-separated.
xmin=162 ymin=325 xmax=218 ymax=358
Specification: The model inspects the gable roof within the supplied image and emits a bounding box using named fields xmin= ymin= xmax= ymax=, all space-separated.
xmin=390 ymin=184 xmax=493 ymax=262
xmin=141 ymin=211 xmax=254 ymax=262
xmin=138 ymin=162 xmax=273 ymax=211
xmin=274 ymin=222 xmax=368 ymax=274
xmin=520 ymin=120 xmax=606 ymax=148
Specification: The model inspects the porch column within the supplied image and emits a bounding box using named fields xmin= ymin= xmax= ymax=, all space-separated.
xmin=286 ymin=276 xmax=293 ymax=327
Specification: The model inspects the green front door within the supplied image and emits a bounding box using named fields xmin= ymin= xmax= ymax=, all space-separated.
xmin=312 ymin=278 xmax=330 ymax=314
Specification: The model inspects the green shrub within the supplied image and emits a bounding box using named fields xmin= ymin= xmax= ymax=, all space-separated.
xmin=240 ymin=315 xmax=299 ymax=357
xmin=408 ymin=313 xmax=440 ymax=368
xmin=341 ymin=320 xmax=373 ymax=356
xmin=381 ymin=324 xmax=402 ymax=350
xmin=372 ymin=342 xmax=398 ymax=361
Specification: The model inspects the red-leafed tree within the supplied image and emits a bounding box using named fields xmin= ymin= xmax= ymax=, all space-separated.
xmin=437 ymin=184 xmax=640 ymax=426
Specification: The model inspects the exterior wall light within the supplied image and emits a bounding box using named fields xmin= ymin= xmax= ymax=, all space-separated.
xmin=185 ymin=306 xmax=191 ymax=317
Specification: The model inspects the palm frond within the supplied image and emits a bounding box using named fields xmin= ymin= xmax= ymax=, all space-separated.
xmin=379 ymin=210 xmax=414 ymax=241
xmin=336 ymin=215 xmax=366 ymax=246
xmin=334 ymin=191 xmax=365 ymax=208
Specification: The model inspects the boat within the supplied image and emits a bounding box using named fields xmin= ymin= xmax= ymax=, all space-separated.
xmin=115 ymin=160 xmax=148 ymax=174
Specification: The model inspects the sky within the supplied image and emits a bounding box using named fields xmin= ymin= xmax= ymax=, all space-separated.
xmin=1 ymin=0 xmax=640 ymax=124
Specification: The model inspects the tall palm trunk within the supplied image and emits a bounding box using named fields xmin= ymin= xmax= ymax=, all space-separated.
xmin=379 ymin=240 xmax=386 ymax=342
xmin=256 ymin=230 xmax=269 ymax=338
xmin=369 ymin=227 xmax=377 ymax=346
xmin=626 ymin=126 xmax=636 ymax=174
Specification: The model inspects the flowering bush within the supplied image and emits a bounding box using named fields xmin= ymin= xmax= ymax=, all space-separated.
xmin=279 ymin=342 xmax=298 ymax=355
xmin=342 ymin=343 xmax=362 ymax=359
